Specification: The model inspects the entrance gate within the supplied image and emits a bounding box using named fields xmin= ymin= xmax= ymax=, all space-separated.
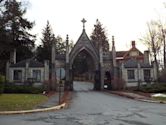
xmin=65 ymin=19 xmax=104 ymax=91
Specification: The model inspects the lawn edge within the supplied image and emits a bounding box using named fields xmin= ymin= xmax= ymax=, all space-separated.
xmin=0 ymin=103 xmax=66 ymax=115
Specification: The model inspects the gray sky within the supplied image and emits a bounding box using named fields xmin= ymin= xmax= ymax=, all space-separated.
xmin=25 ymin=0 xmax=166 ymax=51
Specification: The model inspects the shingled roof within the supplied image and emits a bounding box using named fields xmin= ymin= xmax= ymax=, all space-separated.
xmin=116 ymin=51 xmax=127 ymax=57
xmin=10 ymin=59 xmax=44 ymax=68
xmin=124 ymin=59 xmax=152 ymax=68
xmin=124 ymin=59 xmax=138 ymax=68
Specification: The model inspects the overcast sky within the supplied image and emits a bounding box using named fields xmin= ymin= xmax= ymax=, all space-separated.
xmin=25 ymin=0 xmax=166 ymax=51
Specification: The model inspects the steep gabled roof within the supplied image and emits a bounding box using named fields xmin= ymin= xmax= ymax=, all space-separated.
xmin=70 ymin=29 xmax=98 ymax=56
xmin=124 ymin=59 xmax=152 ymax=68
xmin=123 ymin=47 xmax=143 ymax=58
xmin=69 ymin=29 xmax=99 ymax=66
xmin=124 ymin=58 xmax=138 ymax=68
xmin=116 ymin=51 xmax=127 ymax=57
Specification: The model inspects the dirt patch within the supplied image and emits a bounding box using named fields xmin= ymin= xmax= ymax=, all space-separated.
xmin=134 ymin=91 xmax=151 ymax=98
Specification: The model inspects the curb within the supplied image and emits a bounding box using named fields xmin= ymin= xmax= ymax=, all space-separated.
xmin=137 ymin=99 xmax=166 ymax=104
xmin=105 ymin=90 xmax=166 ymax=104
xmin=0 ymin=103 xmax=66 ymax=115
xmin=0 ymin=91 xmax=72 ymax=115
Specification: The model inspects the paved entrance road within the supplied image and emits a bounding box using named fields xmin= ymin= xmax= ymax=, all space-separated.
xmin=0 ymin=81 xmax=166 ymax=125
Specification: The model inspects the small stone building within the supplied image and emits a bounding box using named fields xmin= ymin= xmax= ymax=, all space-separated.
xmin=116 ymin=41 xmax=157 ymax=87
xmin=6 ymin=59 xmax=49 ymax=86
xmin=121 ymin=59 xmax=157 ymax=87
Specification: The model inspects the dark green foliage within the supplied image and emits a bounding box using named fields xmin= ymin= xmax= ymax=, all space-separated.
xmin=140 ymin=83 xmax=166 ymax=93
xmin=36 ymin=21 xmax=66 ymax=63
xmin=0 ymin=75 xmax=5 ymax=94
xmin=4 ymin=85 xmax=44 ymax=94
xmin=73 ymin=54 xmax=88 ymax=74
xmin=72 ymin=50 xmax=94 ymax=77
xmin=91 ymin=19 xmax=109 ymax=52
xmin=0 ymin=0 xmax=35 ymax=73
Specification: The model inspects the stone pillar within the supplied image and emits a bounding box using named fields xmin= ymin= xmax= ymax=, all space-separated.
xmin=6 ymin=61 xmax=10 ymax=81
xmin=65 ymin=35 xmax=70 ymax=90
xmin=137 ymin=63 xmax=141 ymax=89
xmin=25 ymin=61 xmax=29 ymax=82
xmin=121 ymin=63 xmax=127 ymax=88
xmin=144 ymin=50 xmax=150 ymax=64
xmin=153 ymin=62 xmax=157 ymax=81
xmin=112 ymin=36 xmax=118 ymax=78
xmin=51 ymin=40 xmax=56 ymax=90
xmin=99 ymin=45 xmax=104 ymax=90
xmin=112 ymin=36 xmax=117 ymax=67
xmin=10 ymin=48 xmax=16 ymax=64
xmin=44 ymin=60 xmax=49 ymax=81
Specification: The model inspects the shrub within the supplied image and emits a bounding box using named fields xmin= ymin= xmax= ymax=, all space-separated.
xmin=140 ymin=83 xmax=166 ymax=93
xmin=158 ymin=69 xmax=166 ymax=82
xmin=0 ymin=75 xmax=5 ymax=94
xmin=4 ymin=85 xmax=44 ymax=94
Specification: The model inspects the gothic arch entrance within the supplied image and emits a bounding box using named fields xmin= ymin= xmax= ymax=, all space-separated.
xmin=72 ymin=49 xmax=97 ymax=81
xmin=65 ymin=19 xmax=103 ymax=91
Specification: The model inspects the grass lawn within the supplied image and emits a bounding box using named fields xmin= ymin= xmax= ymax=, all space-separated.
xmin=153 ymin=97 xmax=166 ymax=102
xmin=0 ymin=94 xmax=48 ymax=111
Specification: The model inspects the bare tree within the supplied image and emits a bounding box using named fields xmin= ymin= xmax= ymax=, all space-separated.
xmin=154 ymin=20 xmax=166 ymax=68
xmin=141 ymin=21 xmax=162 ymax=79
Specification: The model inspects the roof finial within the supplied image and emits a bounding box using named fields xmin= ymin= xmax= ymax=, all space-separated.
xmin=112 ymin=36 xmax=115 ymax=46
xmin=81 ymin=18 xmax=87 ymax=30
xmin=66 ymin=34 xmax=69 ymax=45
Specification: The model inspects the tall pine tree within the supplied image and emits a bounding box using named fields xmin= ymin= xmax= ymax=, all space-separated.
xmin=0 ymin=0 xmax=35 ymax=74
xmin=2 ymin=0 xmax=35 ymax=60
xmin=91 ymin=19 xmax=109 ymax=52
xmin=36 ymin=21 xmax=54 ymax=62
xmin=36 ymin=21 xmax=66 ymax=63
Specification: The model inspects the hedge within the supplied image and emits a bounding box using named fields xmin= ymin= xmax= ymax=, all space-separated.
xmin=4 ymin=85 xmax=44 ymax=94
xmin=140 ymin=83 xmax=166 ymax=93
xmin=0 ymin=75 xmax=5 ymax=94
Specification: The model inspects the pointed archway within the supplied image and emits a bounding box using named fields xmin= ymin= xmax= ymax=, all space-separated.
xmin=65 ymin=19 xmax=102 ymax=90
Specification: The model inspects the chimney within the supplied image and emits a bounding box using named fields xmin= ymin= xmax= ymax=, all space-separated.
xmin=131 ymin=41 xmax=136 ymax=48
xmin=144 ymin=50 xmax=150 ymax=64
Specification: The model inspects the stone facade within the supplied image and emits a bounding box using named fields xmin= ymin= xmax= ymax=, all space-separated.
xmin=6 ymin=19 xmax=157 ymax=90
xmin=55 ymin=21 xmax=157 ymax=89
xmin=6 ymin=59 xmax=49 ymax=86
xmin=121 ymin=60 xmax=157 ymax=87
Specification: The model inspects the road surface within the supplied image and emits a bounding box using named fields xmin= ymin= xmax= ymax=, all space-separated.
xmin=0 ymin=81 xmax=166 ymax=125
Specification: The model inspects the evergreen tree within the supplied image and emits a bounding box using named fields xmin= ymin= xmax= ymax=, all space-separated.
xmin=36 ymin=21 xmax=66 ymax=63
xmin=2 ymin=0 xmax=35 ymax=59
xmin=36 ymin=21 xmax=54 ymax=62
xmin=0 ymin=0 xmax=35 ymax=74
xmin=91 ymin=19 xmax=109 ymax=52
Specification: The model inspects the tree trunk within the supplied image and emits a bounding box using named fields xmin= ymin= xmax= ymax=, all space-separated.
xmin=152 ymin=38 xmax=159 ymax=80
xmin=162 ymin=29 xmax=166 ymax=68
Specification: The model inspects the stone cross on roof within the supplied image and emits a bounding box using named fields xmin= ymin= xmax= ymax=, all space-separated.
xmin=81 ymin=18 xmax=86 ymax=30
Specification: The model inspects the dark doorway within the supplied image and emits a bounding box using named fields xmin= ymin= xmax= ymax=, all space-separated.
xmin=72 ymin=50 xmax=95 ymax=90
xmin=72 ymin=50 xmax=95 ymax=82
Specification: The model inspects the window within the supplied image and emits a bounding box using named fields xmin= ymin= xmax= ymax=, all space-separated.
xmin=13 ymin=70 xmax=22 ymax=81
xmin=33 ymin=70 xmax=41 ymax=82
xmin=144 ymin=69 xmax=151 ymax=81
xmin=127 ymin=70 xmax=135 ymax=80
